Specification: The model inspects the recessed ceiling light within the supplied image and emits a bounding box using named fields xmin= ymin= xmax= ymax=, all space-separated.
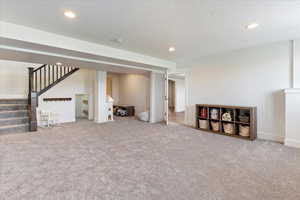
xmin=246 ymin=23 xmax=259 ymax=30
xmin=56 ymin=62 xmax=62 ymax=66
xmin=64 ymin=10 xmax=76 ymax=19
xmin=169 ymin=47 xmax=176 ymax=52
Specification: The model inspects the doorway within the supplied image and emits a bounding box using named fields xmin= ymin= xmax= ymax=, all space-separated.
xmin=75 ymin=94 xmax=89 ymax=120
xmin=168 ymin=80 xmax=175 ymax=112
xmin=168 ymin=78 xmax=185 ymax=125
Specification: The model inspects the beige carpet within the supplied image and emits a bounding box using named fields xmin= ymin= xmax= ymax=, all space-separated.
xmin=0 ymin=118 xmax=300 ymax=200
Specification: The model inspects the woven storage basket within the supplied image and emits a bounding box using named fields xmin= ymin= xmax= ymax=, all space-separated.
xmin=223 ymin=123 xmax=234 ymax=134
xmin=199 ymin=120 xmax=208 ymax=129
xmin=238 ymin=115 xmax=250 ymax=123
xmin=239 ymin=125 xmax=250 ymax=137
xmin=210 ymin=121 xmax=220 ymax=131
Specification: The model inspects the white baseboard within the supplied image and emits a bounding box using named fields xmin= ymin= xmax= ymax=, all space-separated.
xmin=257 ymin=132 xmax=284 ymax=143
xmin=284 ymin=138 xmax=300 ymax=148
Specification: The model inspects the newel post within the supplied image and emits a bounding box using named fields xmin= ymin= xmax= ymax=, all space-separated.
xmin=28 ymin=68 xmax=37 ymax=131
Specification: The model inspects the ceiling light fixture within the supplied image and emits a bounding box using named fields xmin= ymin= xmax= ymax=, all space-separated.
xmin=246 ymin=23 xmax=259 ymax=30
xmin=169 ymin=47 xmax=176 ymax=52
xmin=64 ymin=10 xmax=76 ymax=19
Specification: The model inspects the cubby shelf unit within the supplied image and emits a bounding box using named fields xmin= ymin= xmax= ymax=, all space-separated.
xmin=195 ymin=104 xmax=257 ymax=140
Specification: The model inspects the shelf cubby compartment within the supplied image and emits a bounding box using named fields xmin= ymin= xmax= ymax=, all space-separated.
xmin=209 ymin=120 xmax=221 ymax=133
xmin=197 ymin=106 xmax=209 ymax=119
xmin=195 ymin=104 xmax=257 ymax=141
xmin=209 ymin=107 xmax=220 ymax=120
xmin=236 ymin=108 xmax=250 ymax=124
xmin=198 ymin=119 xmax=209 ymax=130
xmin=220 ymin=108 xmax=235 ymax=122
xmin=236 ymin=123 xmax=251 ymax=138
xmin=221 ymin=122 xmax=236 ymax=135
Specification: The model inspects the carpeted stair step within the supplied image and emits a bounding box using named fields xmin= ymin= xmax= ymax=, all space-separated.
xmin=0 ymin=99 xmax=28 ymax=105
xmin=0 ymin=110 xmax=28 ymax=119
xmin=0 ymin=124 xmax=29 ymax=135
xmin=0 ymin=117 xmax=29 ymax=126
xmin=0 ymin=104 xmax=28 ymax=111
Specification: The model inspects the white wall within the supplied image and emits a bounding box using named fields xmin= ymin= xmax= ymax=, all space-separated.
xmin=118 ymin=73 xmax=150 ymax=115
xmin=185 ymin=41 xmax=292 ymax=142
xmin=284 ymin=89 xmax=300 ymax=148
xmin=150 ymin=72 xmax=165 ymax=123
xmin=38 ymin=69 xmax=95 ymax=123
xmin=107 ymin=73 xmax=150 ymax=115
xmin=294 ymin=40 xmax=300 ymax=88
xmin=0 ymin=60 xmax=40 ymax=98
xmin=107 ymin=73 xmax=120 ymax=105
xmin=174 ymin=79 xmax=186 ymax=112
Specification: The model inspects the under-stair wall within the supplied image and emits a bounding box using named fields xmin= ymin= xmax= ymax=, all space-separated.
xmin=37 ymin=68 xmax=95 ymax=123
xmin=0 ymin=60 xmax=96 ymax=133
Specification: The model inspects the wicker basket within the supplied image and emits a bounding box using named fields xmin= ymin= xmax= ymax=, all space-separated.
xmin=199 ymin=120 xmax=208 ymax=129
xmin=210 ymin=121 xmax=220 ymax=131
xmin=238 ymin=115 xmax=250 ymax=123
xmin=223 ymin=123 xmax=234 ymax=134
xmin=239 ymin=125 xmax=250 ymax=137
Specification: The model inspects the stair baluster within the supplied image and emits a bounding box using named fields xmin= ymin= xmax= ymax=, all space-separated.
xmin=28 ymin=64 xmax=79 ymax=131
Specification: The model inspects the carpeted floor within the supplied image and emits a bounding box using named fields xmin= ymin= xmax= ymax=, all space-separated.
xmin=0 ymin=118 xmax=300 ymax=200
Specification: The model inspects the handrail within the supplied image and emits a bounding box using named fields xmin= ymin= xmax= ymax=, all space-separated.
xmin=28 ymin=64 xmax=79 ymax=131
xmin=33 ymin=64 xmax=47 ymax=73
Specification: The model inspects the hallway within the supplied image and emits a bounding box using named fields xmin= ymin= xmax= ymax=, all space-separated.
xmin=169 ymin=108 xmax=185 ymax=125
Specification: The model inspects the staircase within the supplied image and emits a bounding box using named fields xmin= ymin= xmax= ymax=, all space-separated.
xmin=27 ymin=64 xmax=79 ymax=132
xmin=0 ymin=64 xmax=79 ymax=135
xmin=0 ymin=99 xmax=29 ymax=135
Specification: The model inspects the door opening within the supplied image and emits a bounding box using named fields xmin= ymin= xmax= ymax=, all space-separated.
xmin=167 ymin=78 xmax=186 ymax=125
xmin=75 ymin=94 xmax=89 ymax=120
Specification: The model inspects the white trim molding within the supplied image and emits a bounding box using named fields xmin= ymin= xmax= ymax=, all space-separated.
xmin=285 ymin=139 xmax=300 ymax=148
xmin=257 ymin=132 xmax=284 ymax=143
xmin=284 ymin=88 xmax=300 ymax=94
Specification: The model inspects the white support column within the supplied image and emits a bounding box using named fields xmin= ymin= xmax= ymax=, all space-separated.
xmin=150 ymin=72 xmax=156 ymax=123
xmin=149 ymin=71 xmax=165 ymax=123
xmin=164 ymin=70 xmax=169 ymax=125
xmin=284 ymin=89 xmax=300 ymax=148
xmin=94 ymin=70 xmax=108 ymax=123
xmin=284 ymin=40 xmax=300 ymax=148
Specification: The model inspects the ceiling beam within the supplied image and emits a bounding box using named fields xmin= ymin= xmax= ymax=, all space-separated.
xmin=0 ymin=21 xmax=176 ymax=70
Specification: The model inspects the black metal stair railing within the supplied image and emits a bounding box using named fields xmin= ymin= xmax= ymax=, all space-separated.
xmin=27 ymin=64 xmax=79 ymax=131
xmin=31 ymin=64 xmax=79 ymax=96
